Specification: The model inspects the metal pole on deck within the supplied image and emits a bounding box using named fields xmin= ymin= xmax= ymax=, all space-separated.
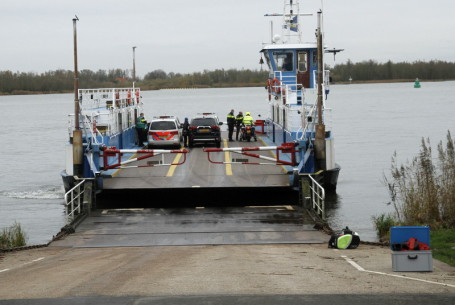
xmin=72 ymin=16 xmax=83 ymax=176
xmin=314 ymin=10 xmax=326 ymax=171
xmin=132 ymin=46 xmax=137 ymax=81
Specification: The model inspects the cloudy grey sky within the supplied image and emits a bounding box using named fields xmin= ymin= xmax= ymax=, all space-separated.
xmin=0 ymin=0 xmax=453 ymax=77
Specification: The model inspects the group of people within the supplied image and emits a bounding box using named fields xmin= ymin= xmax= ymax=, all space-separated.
xmin=135 ymin=111 xmax=256 ymax=147
xmin=227 ymin=109 xmax=255 ymax=142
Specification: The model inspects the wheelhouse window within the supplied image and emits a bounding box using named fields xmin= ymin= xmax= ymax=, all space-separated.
xmin=263 ymin=52 xmax=272 ymax=70
xmin=298 ymin=52 xmax=308 ymax=72
xmin=312 ymin=52 xmax=318 ymax=68
xmin=273 ymin=51 xmax=294 ymax=72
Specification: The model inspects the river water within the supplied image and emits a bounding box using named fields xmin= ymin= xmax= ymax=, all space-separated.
xmin=1 ymin=81 xmax=454 ymax=244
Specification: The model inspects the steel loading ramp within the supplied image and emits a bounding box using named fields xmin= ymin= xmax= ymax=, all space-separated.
xmin=101 ymin=134 xmax=293 ymax=190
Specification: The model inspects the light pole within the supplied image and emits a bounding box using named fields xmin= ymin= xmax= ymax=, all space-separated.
xmin=132 ymin=46 xmax=137 ymax=81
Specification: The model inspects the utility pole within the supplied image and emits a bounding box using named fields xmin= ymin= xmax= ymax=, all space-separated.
xmin=132 ymin=46 xmax=137 ymax=81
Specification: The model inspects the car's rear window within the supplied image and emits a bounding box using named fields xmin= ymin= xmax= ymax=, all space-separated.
xmin=150 ymin=121 xmax=176 ymax=130
xmin=190 ymin=118 xmax=216 ymax=126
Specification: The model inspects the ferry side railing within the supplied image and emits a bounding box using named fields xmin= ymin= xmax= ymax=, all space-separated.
xmin=64 ymin=179 xmax=94 ymax=224
xmin=300 ymin=173 xmax=326 ymax=220
xmin=312 ymin=69 xmax=331 ymax=88
xmin=297 ymin=102 xmax=317 ymax=141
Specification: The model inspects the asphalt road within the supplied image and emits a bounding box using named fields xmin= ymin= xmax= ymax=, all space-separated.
xmin=1 ymin=244 xmax=454 ymax=305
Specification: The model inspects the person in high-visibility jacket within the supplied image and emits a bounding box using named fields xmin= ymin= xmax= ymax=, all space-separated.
xmin=242 ymin=112 xmax=257 ymax=140
xmin=136 ymin=113 xmax=147 ymax=146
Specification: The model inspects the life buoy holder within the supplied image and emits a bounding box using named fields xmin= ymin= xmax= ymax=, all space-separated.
xmin=272 ymin=78 xmax=281 ymax=94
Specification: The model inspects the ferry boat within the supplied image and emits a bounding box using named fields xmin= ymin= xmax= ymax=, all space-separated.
xmin=61 ymin=87 xmax=144 ymax=192
xmin=61 ymin=0 xmax=340 ymax=218
xmin=260 ymin=0 xmax=341 ymax=190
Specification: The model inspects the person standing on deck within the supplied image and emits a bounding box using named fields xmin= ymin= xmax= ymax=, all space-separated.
xmin=227 ymin=109 xmax=235 ymax=142
xmin=136 ymin=113 xmax=147 ymax=146
xmin=182 ymin=117 xmax=190 ymax=147
xmin=235 ymin=111 xmax=244 ymax=141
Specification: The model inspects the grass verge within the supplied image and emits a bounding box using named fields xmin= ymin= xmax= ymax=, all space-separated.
xmin=431 ymin=228 xmax=455 ymax=267
xmin=0 ymin=222 xmax=27 ymax=249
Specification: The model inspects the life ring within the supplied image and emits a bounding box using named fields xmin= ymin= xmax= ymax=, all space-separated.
xmin=272 ymin=78 xmax=281 ymax=94
xmin=127 ymin=90 xmax=132 ymax=105
xmin=135 ymin=90 xmax=140 ymax=103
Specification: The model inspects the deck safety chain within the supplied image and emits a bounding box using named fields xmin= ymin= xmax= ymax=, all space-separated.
xmin=203 ymin=142 xmax=298 ymax=166
xmin=100 ymin=146 xmax=189 ymax=170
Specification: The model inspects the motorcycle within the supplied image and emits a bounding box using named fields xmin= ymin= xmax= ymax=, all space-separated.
xmin=240 ymin=124 xmax=257 ymax=142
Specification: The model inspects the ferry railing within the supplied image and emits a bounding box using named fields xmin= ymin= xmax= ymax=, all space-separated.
xmin=78 ymin=88 xmax=141 ymax=111
xmin=312 ymin=69 xmax=330 ymax=88
xmin=81 ymin=114 xmax=103 ymax=145
xmin=297 ymin=104 xmax=317 ymax=141
xmin=300 ymin=173 xmax=325 ymax=220
xmin=64 ymin=179 xmax=91 ymax=224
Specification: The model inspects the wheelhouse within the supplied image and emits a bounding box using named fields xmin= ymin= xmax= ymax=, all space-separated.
xmin=261 ymin=43 xmax=318 ymax=90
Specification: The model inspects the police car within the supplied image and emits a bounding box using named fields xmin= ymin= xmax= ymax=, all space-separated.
xmin=147 ymin=116 xmax=182 ymax=148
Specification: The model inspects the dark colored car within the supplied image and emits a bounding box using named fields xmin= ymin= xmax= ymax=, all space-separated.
xmin=188 ymin=113 xmax=223 ymax=148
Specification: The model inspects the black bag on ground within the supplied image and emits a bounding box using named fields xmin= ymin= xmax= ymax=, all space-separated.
xmin=328 ymin=226 xmax=360 ymax=249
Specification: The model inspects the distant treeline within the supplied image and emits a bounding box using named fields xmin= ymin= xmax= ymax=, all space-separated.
xmin=331 ymin=60 xmax=455 ymax=82
xmin=142 ymin=69 xmax=268 ymax=89
xmin=1 ymin=60 xmax=454 ymax=94
xmin=0 ymin=68 xmax=268 ymax=94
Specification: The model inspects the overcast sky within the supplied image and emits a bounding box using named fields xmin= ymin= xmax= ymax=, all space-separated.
xmin=1 ymin=0 xmax=453 ymax=77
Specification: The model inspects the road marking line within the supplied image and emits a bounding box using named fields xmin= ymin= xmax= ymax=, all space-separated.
xmin=341 ymin=255 xmax=365 ymax=271
xmin=32 ymin=257 xmax=45 ymax=262
xmin=341 ymin=255 xmax=455 ymax=288
xmin=224 ymin=139 xmax=233 ymax=176
xmin=0 ymin=257 xmax=45 ymax=274
xmin=166 ymin=149 xmax=183 ymax=177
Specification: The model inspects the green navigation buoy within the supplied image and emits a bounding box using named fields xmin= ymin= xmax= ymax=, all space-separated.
xmin=414 ymin=78 xmax=421 ymax=88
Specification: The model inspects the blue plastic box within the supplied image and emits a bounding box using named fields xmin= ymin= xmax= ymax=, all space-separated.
xmin=390 ymin=226 xmax=431 ymax=248
xmin=390 ymin=226 xmax=432 ymax=272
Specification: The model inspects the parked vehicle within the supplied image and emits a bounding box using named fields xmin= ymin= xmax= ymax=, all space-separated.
xmin=147 ymin=116 xmax=182 ymax=148
xmin=188 ymin=113 xmax=223 ymax=148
